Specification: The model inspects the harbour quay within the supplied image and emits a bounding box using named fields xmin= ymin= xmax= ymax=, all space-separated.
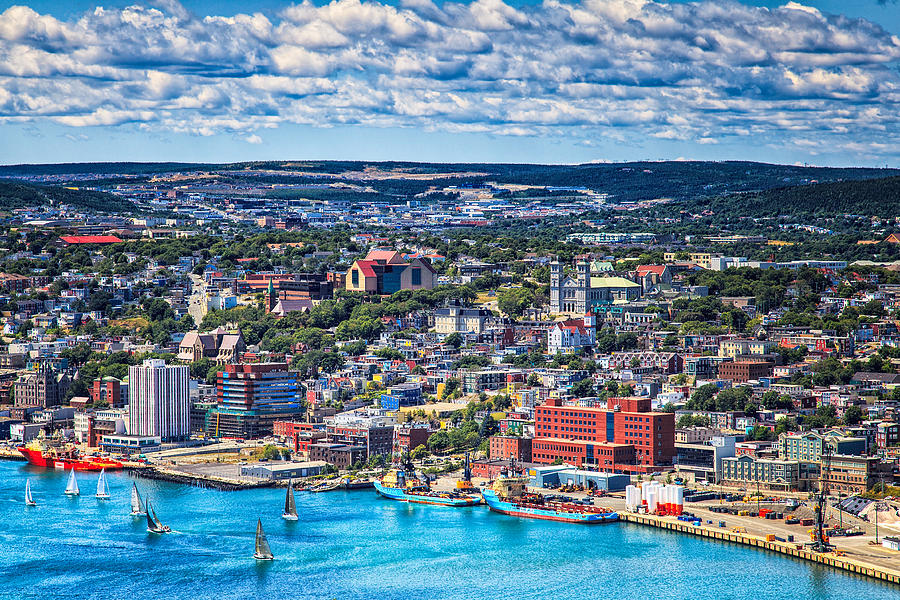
xmin=618 ymin=507 xmax=900 ymax=586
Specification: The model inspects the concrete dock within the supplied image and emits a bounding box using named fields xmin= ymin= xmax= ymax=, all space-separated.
xmin=619 ymin=509 xmax=900 ymax=586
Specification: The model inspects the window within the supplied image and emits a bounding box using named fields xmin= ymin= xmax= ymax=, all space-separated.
xmin=411 ymin=268 xmax=421 ymax=286
xmin=351 ymin=269 xmax=359 ymax=286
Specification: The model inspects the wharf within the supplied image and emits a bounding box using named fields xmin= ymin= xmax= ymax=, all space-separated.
xmin=620 ymin=512 xmax=900 ymax=586
xmin=131 ymin=466 xmax=275 ymax=491
xmin=0 ymin=448 xmax=25 ymax=461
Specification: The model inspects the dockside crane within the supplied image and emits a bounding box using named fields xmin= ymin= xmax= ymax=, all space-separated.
xmin=811 ymin=443 xmax=834 ymax=553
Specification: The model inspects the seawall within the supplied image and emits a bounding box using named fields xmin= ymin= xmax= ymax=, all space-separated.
xmin=620 ymin=512 xmax=900 ymax=586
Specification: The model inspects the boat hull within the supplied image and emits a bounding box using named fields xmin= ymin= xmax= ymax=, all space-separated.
xmin=374 ymin=481 xmax=481 ymax=507
xmin=17 ymin=447 xmax=124 ymax=472
xmin=281 ymin=514 xmax=298 ymax=521
xmin=482 ymin=490 xmax=618 ymax=524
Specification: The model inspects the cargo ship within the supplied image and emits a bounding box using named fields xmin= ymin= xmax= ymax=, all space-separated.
xmin=482 ymin=474 xmax=618 ymax=524
xmin=374 ymin=468 xmax=482 ymax=507
xmin=17 ymin=438 xmax=124 ymax=471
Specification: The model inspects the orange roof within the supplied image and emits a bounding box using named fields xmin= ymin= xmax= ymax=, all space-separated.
xmin=636 ymin=265 xmax=667 ymax=276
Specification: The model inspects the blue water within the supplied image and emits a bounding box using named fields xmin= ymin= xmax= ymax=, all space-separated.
xmin=1 ymin=460 xmax=897 ymax=600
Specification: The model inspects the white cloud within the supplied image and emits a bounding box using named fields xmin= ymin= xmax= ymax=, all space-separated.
xmin=0 ymin=1 xmax=898 ymax=156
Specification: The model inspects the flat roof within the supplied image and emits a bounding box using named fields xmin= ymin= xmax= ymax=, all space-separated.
xmin=246 ymin=461 xmax=327 ymax=472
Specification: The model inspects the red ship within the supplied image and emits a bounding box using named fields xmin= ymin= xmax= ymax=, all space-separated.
xmin=18 ymin=439 xmax=124 ymax=471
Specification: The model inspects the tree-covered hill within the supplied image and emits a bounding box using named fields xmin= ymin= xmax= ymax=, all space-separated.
xmin=689 ymin=175 xmax=900 ymax=218
xmin=0 ymin=180 xmax=139 ymax=213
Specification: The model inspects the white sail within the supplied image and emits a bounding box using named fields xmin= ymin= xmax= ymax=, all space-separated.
xmin=96 ymin=469 xmax=110 ymax=499
xmin=130 ymin=483 xmax=146 ymax=515
xmin=254 ymin=519 xmax=274 ymax=560
xmin=25 ymin=479 xmax=36 ymax=506
xmin=65 ymin=468 xmax=79 ymax=496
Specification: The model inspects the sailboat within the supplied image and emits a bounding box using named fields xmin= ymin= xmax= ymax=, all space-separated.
xmin=145 ymin=501 xmax=171 ymax=534
xmin=64 ymin=468 xmax=79 ymax=496
xmin=25 ymin=479 xmax=36 ymax=506
xmin=95 ymin=468 xmax=110 ymax=499
xmin=130 ymin=483 xmax=147 ymax=516
xmin=253 ymin=519 xmax=274 ymax=560
xmin=282 ymin=479 xmax=298 ymax=521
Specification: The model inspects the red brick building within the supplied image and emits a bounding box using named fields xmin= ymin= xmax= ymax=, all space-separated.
xmin=489 ymin=435 xmax=533 ymax=462
xmin=531 ymin=397 xmax=675 ymax=472
xmin=91 ymin=377 xmax=122 ymax=407
xmin=718 ymin=360 xmax=774 ymax=383
xmin=273 ymin=421 xmax=326 ymax=454
xmin=394 ymin=425 xmax=434 ymax=451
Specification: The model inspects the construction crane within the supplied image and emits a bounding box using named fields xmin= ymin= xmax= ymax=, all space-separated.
xmin=811 ymin=443 xmax=833 ymax=553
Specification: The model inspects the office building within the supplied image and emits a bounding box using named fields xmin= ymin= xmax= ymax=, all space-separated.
xmin=128 ymin=359 xmax=189 ymax=442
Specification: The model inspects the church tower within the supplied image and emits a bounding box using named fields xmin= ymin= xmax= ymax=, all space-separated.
xmin=266 ymin=279 xmax=277 ymax=313
xmin=575 ymin=261 xmax=589 ymax=313
xmin=550 ymin=261 xmax=562 ymax=313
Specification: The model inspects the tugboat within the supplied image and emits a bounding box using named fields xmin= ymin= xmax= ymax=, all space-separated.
xmin=374 ymin=450 xmax=481 ymax=507
xmin=18 ymin=434 xmax=123 ymax=471
xmin=482 ymin=467 xmax=618 ymax=524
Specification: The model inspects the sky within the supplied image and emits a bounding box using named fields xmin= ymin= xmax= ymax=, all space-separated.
xmin=2 ymin=0 xmax=900 ymax=166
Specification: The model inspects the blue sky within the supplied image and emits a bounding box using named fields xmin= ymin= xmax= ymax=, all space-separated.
xmin=2 ymin=0 xmax=900 ymax=166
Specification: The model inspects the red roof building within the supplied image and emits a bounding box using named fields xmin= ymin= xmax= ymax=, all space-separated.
xmin=59 ymin=235 xmax=123 ymax=245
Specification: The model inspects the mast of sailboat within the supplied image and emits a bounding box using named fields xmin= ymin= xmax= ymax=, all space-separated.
xmin=131 ymin=483 xmax=145 ymax=515
xmin=96 ymin=468 xmax=109 ymax=498
xmin=145 ymin=501 xmax=157 ymax=531
xmin=65 ymin=468 xmax=79 ymax=496
xmin=284 ymin=479 xmax=297 ymax=517
xmin=25 ymin=479 xmax=36 ymax=506
xmin=254 ymin=519 xmax=274 ymax=560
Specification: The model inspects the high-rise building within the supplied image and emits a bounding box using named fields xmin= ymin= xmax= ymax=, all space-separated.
xmin=128 ymin=359 xmax=189 ymax=442
xmin=206 ymin=363 xmax=302 ymax=439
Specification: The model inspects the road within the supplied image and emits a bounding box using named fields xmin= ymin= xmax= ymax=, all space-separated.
xmin=188 ymin=273 xmax=207 ymax=324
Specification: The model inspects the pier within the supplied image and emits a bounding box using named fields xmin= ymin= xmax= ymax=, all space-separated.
xmin=130 ymin=466 xmax=275 ymax=491
xmin=620 ymin=512 xmax=900 ymax=586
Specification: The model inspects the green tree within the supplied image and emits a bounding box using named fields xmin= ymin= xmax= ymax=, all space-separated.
xmin=842 ymin=405 xmax=864 ymax=426
xmin=443 ymin=332 xmax=463 ymax=349
xmin=427 ymin=431 xmax=450 ymax=452
xmin=571 ymin=378 xmax=595 ymax=398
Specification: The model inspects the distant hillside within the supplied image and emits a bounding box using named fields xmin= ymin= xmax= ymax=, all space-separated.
xmin=689 ymin=175 xmax=900 ymax=218
xmin=2 ymin=160 xmax=898 ymax=204
xmin=0 ymin=180 xmax=138 ymax=213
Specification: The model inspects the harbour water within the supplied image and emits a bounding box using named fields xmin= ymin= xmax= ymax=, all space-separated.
xmin=2 ymin=460 xmax=898 ymax=600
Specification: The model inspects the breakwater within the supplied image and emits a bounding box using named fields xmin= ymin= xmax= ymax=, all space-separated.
xmin=620 ymin=512 xmax=900 ymax=586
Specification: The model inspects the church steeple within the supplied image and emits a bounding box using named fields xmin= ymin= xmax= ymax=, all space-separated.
xmin=266 ymin=279 xmax=277 ymax=312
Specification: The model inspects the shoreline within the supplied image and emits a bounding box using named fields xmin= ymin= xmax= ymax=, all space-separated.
xmin=620 ymin=512 xmax=900 ymax=587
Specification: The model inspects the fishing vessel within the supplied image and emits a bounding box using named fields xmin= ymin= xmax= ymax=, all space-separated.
xmin=145 ymin=501 xmax=171 ymax=534
xmin=482 ymin=473 xmax=618 ymax=524
xmin=18 ymin=436 xmax=124 ymax=472
xmin=253 ymin=519 xmax=274 ymax=560
xmin=130 ymin=483 xmax=147 ymax=516
xmin=25 ymin=479 xmax=36 ymax=506
xmin=95 ymin=468 xmax=110 ymax=499
xmin=64 ymin=468 xmax=80 ymax=496
xmin=374 ymin=468 xmax=482 ymax=507
xmin=282 ymin=480 xmax=298 ymax=521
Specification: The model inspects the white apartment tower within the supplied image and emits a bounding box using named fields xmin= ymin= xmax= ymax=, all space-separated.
xmin=128 ymin=359 xmax=189 ymax=442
